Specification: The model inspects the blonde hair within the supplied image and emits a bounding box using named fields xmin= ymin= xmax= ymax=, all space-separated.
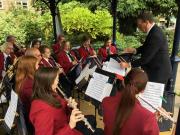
xmin=15 ymin=56 xmax=38 ymax=94
xmin=0 ymin=42 xmax=13 ymax=52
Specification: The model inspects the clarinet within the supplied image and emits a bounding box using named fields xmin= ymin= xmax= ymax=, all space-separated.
xmin=50 ymin=57 xmax=71 ymax=82
xmin=56 ymin=86 xmax=95 ymax=133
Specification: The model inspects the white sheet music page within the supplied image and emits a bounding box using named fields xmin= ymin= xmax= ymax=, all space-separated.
xmin=138 ymin=82 xmax=165 ymax=113
xmin=4 ymin=90 xmax=18 ymax=129
xmin=103 ymin=58 xmax=125 ymax=76
xmin=75 ymin=63 xmax=90 ymax=84
xmin=85 ymin=72 xmax=112 ymax=102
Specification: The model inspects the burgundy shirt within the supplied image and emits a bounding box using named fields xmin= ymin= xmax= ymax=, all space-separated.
xmin=30 ymin=94 xmax=82 ymax=135
xmin=78 ymin=46 xmax=95 ymax=61
xmin=19 ymin=77 xmax=33 ymax=114
xmin=98 ymin=45 xmax=117 ymax=61
xmin=102 ymin=92 xmax=159 ymax=135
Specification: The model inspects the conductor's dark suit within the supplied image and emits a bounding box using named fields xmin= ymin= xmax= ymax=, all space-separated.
xmin=132 ymin=25 xmax=172 ymax=84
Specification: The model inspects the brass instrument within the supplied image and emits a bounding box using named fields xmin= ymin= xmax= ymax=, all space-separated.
xmin=56 ymin=86 xmax=95 ymax=133
xmin=0 ymin=56 xmax=19 ymax=94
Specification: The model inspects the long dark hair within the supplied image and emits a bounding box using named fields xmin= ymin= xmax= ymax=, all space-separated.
xmin=32 ymin=67 xmax=61 ymax=108
xmin=113 ymin=68 xmax=148 ymax=135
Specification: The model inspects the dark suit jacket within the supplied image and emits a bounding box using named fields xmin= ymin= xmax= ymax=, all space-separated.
xmin=30 ymin=94 xmax=82 ymax=135
xmin=132 ymin=25 xmax=172 ymax=84
xmin=102 ymin=92 xmax=159 ymax=135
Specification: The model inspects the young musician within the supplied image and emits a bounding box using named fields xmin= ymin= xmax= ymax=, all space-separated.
xmin=39 ymin=45 xmax=56 ymax=67
xmin=30 ymin=67 xmax=84 ymax=135
xmin=15 ymin=56 xmax=39 ymax=134
xmin=98 ymin=38 xmax=117 ymax=61
xmin=52 ymin=34 xmax=65 ymax=55
xmin=0 ymin=42 xmax=14 ymax=80
xmin=57 ymin=41 xmax=78 ymax=74
xmin=31 ymin=39 xmax=41 ymax=49
xmin=39 ymin=45 xmax=73 ymax=97
xmin=25 ymin=48 xmax=42 ymax=62
xmin=6 ymin=35 xmax=24 ymax=57
xmin=78 ymin=36 xmax=96 ymax=61
xmin=102 ymin=68 xmax=159 ymax=135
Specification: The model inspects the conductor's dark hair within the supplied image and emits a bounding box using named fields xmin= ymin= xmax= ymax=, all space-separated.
xmin=137 ymin=11 xmax=154 ymax=23
xmin=32 ymin=67 xmax=61 ymax=108
xmin=113 ymin=68 xmax=148 ymax=135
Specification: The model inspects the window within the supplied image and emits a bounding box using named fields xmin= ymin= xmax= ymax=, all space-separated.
xmin=22 ymin=2 xmax=27 ymax=8
xmin=0 ymin=0 xmax=3 ymax=9
xmin=15 ymin=0 xmax=28 ymax=9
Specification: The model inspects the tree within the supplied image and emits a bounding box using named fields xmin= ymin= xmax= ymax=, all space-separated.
xmin=73 ymin=0 xmax=178 ymax=35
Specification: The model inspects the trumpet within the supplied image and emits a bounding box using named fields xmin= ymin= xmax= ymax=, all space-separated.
xmin=138 ymin=95 xmax=176 ymax=124
xmin=56 ymin=86 xmax=95 ymax=133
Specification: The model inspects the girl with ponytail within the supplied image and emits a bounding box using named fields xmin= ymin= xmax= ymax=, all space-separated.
xmin=102 ymin=68 xmax=159 ymax=135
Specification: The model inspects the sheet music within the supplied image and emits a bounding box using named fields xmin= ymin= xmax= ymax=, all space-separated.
xmin=138 ymin=82 xmax=165 ymax=113
xmin=85 ymin=72 xmax=112 ymax=102
xmin=4 ymin=90 xmax=18 ymax=129
xmin=88 ymin=65 xmax=97 ymax=76
xmin=103 ymin=58 xmax=125 ymax=76
xmin=75 ymin=64 xmax=90 ymax=84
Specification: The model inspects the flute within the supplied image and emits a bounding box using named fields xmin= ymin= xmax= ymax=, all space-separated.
xmin=138 ymin=95 xmax=176 ymax=124
xmin=56 ymin=86 xmax=95 ymax=133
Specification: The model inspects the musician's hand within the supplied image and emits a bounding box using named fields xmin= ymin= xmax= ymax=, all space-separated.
xmin=67 ymin=97 xmax=78 ymax=109
xmin=69 ymin=109 xmax=84 ymax=129
xmin=58 ymin=67 xmax=64 ymax=74
xmin=154 ymin=107 xmax=173 ymax=120
xmin=120 ymin=62 xmax=130 ymax=68
xmin=72 ymin=60 xmax=77 ymax=65
xmin=124 ymin=47 xmax=136 ymax=54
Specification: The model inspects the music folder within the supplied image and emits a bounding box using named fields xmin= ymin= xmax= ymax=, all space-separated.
xmin=3 ymin=90 xmax=18 ymax=132
xmin=85 ymin=68 xmax=116 ymax=102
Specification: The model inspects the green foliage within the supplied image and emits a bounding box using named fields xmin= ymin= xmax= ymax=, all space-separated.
xmin=60 ymin=1 xmax=113 ymax=44
xmin=0 ymin=8 xmax=44 ymax=46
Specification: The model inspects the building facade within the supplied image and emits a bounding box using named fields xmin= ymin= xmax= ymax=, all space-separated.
xmin=0 ymin=0 xmax=32 ymax=11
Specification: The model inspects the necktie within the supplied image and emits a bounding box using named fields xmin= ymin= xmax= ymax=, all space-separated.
xmin=67 ymin=52 xmax=74 ymax=61
xmin=85 ymin=47 xmax=90 ymax=55
xmin=107 ymin=48 xmax=111 ymax=55
xmin=5 ymin=56 xmax=11 ymax=71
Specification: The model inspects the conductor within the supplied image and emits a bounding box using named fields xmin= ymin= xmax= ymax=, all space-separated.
xmin=121 ymin=11 xmax=172 ymax=85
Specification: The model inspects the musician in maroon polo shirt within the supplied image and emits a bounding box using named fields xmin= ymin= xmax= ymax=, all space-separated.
xmin=15 ymin=56 xmax=39 ymax=134
xmin=78 ymin=36 xmax=96 ymax=62
xmin=102 ymin=68 xmax=159 ymax=135
xmin=57 ymin=41 xmax=78 ymax=74
xmin=98 ymin=38 xmax=117 ymax=61
xmin=52 ymin=34 xmax=65 ymax=55
xmin=39 ymin=45 xmax=56 ymax=67
xmin=30 ymin=68 xmax=83 ymax=135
